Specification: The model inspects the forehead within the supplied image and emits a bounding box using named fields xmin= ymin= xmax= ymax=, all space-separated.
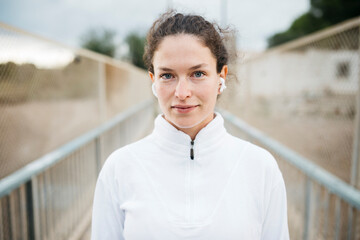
xmin=153 ymin=34 xmax=216 ymax=71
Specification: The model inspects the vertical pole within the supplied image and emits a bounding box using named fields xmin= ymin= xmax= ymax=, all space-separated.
xmin=32 ymin=177 xmax=42 ymax=240
xmin=323 ymin=191 xmax=330 ymax=239
xmin=98 ymin=62 xmax=107 ymax=122
xmin=348 ymin=25 xmax=360 ymax=240
xmin=9 ymin=191 xmax=17 ymax=239
xmin=334 ymin=198 xmax=342 ymax=240
xmin=95 ymin=137 xmax=102 ymax=174
xmin=350 ymin=26 xmax=360 ymax=189
xmin=303 ymin=178 xmax=312 ymax=240
xmin=0 ymin=198 xmax=3 ymax=240
xmin=313 ymin=185 xmax=320 ymax=237
xmin=4 ymin=196 xmax=11 ymax=239
xmin=346 ymin=208 xmax=353 ymax=240
xmin=25 ymin=180 xmax=35 ymax=240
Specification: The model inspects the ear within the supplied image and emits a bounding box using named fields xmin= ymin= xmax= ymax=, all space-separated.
xmin=218 ymin=65 xmax=228 ymax=94
xmin=149 ymin=72 xmax=155 ymax=83
xmin=220 ymin=65 xmax=228 ymax=80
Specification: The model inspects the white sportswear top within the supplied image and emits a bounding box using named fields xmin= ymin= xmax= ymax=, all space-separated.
xmin=91 ymin=113 xmax=289 ymax=240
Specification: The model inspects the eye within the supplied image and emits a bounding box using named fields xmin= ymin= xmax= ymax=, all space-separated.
xmin=192 ymin=71 xmax=205 ymax=78
xmin=160 ymin=73 xmax=174 ymax=80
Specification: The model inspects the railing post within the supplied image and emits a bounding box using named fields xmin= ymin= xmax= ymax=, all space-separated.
xmin=323 ymin=191 xmax=330 ymax=239
xmin=335 ymin=198 xmax=342 ymax=240
xmin=303 ymin=177 xmax=312 ymax=240
xmin=25 ymin=180 xmax=35 ymax=240
xmin=347 ymin=206 xmax=354 ymax=240
xmin=95 ymin=137 xmax=102 ymax=174
xmin=31 ymin=177 xmax=41 ymax=240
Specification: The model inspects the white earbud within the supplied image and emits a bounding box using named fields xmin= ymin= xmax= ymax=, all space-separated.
xmin=152 ymin=83 xmax=158 ymax=98
xmin=219 ymin=77 xmax=227 ymax=93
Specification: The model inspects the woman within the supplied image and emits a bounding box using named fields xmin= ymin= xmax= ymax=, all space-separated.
xmin=92 ymin=11 xmax=289 ymax=240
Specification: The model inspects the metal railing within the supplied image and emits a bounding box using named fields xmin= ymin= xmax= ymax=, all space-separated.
xmin=0 ymin=21 xmax=153 ymax=239
xmin=0 ymin=100 xmax=154 ymax=240
xmin=220 ymin=108 xmax=360 ymax=240
xmin=2 ymin=15 xmax=360 ymax=240
xmin=219 ymin=17 xmax=360 ymax=187
xmin=0 ymin=22 xmax=152 ymax=180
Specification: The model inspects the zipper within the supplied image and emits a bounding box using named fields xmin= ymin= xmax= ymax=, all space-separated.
xmin=190 ymin=140 xmax=194 ymax=160
xmin=188 ymin=140 xmax=195 ymax=223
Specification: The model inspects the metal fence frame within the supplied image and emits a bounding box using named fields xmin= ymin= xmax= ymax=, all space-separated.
xmin=220 ymin=108 xmax=360 ymax=240
xmin=0 ymin=100 xmax=154 ymax=240
xmin=232 ymin=16 xmax=360 ymax=188
xmin=226 ymin=18 xmax=360 ymax=239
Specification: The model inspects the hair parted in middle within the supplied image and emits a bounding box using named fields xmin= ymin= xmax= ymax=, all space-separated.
xmin=143 ymin=11 xmax=229 ymax=74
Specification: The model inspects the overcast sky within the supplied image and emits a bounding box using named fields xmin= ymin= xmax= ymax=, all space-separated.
xmin=0 ymin=0 xmax=310 ymax=52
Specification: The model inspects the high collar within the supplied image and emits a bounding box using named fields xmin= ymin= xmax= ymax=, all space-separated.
xmin=151 ymin=113 xmax=227 ymax=156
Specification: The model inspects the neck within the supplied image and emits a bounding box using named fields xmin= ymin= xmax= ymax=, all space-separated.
xmin=165 ymin=113 xmax=215 ymax=141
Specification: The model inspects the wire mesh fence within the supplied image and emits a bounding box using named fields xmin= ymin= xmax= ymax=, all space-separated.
xmin=222 ymin=110 xmax=360 ymax=240
xmin=220 ymin=17 xmax=360 ymax=186
xmin=2 ymin=13 xmax=360 ymax=240
xmin=218 ymin=16 xmax=360 ymax=240
xmin=0 ymin=22 xmax=152 ymax=180
xmin=0 ymin=22 xmax=154 ymax=239
xmin=0 ymin=101 xmax=154 ymax=240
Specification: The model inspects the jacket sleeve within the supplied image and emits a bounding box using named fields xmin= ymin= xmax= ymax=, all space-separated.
xmin=261 ymin=177 xmax=290 ymax=240
xmin=91 ymin=176 xmax=125 ymax=240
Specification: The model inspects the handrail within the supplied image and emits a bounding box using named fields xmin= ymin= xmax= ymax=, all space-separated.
xmin=243 ymin=16 xmax=360 ymax=62
xmin=219 ymin=108 xmax=360 ymax=210
xmin=0 ymin=99 xmax=153 ymax=198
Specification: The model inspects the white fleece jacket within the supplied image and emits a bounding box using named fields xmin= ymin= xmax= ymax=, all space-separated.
xmin=91 ymin=113 xmax=289 ymax=240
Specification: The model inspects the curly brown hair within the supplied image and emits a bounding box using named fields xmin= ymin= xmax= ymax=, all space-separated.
xmin=143 ymin=11 xmax=229 ymax=74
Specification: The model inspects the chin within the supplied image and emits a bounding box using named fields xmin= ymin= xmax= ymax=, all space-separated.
xmin=172 ymin=120 xmax=200 ymax=129
xmin=166 ymin=113 xmax=212 ymax=130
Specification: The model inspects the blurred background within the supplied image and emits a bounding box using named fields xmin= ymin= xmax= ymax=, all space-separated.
xmin=0 ymin=0 xmax=360 ymax=239
xmin=0 ymin=0 xmax=310 ymax=52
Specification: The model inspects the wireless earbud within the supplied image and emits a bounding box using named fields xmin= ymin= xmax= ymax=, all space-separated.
xmin=152 ymin=83 xmax=158 ymax=98
xmin=219 ymin=77 xmax=227 ymax=93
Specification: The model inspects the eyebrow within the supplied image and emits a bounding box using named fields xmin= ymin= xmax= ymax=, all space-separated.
xmin=158 ymin=67 xmax=174 ymax=71
xmin=189 ymin=63 xmax=209 ymax=70
xmin=157 ymin=63 xmax=209 ymax=72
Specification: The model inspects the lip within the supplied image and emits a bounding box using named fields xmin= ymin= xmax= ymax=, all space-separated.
xmin=171 ymin=104 xmax=199 ymax=113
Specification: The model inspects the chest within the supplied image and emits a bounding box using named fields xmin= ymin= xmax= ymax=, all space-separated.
xmin=119 ymin=167 xmax=264 ymax=240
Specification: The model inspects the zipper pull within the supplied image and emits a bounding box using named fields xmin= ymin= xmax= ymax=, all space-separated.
xmin=190 ymin=140 xmax=194 ymax=160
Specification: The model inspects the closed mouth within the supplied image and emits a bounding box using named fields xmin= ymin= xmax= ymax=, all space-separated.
xmin=171 ymin=105 xmax=199 ymax=109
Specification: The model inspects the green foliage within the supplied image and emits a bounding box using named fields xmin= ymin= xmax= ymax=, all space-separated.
xmin=125 ymin=32 xmax=146 ymax=70
xmin=80 ymin=28 xmax=117 ymax=57
xmin=311 ymin=0 xmax=360 ymax=24
xmin=267 ymin=0 xmax=360 ymax=48
xmin=268 ymin=13 xmax=329 ymax=47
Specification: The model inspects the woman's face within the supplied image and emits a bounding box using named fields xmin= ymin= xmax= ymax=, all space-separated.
xmin=149 ymin=34 xmax=227 ymax=136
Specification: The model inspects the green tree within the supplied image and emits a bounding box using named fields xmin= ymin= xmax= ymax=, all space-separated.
xmin=125 ymin=32 xmax=146 ymax=69
xmin=311 ymin=0 xmax=360 ymax=24
xmin=267 ymin=0 xmax=360 ymax=48
xmin=80 ymin=28 xmax=117 ymax=57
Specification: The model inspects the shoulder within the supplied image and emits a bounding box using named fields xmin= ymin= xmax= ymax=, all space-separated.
xmin=245 ymin=140 xmax=278 ymax=168
xmin=97 ymin=145 xmax=131 ymax=184
xmin=98 ymin=134 xmax=154 ymax=183
xmin=226 ymin=134 xmax=276 ymax=163
xmin=226 ymin=133 xmax=283 ymax=186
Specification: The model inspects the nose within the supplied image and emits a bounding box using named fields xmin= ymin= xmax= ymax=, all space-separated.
xmin=175 ymin=78 xmax=191 ymax=100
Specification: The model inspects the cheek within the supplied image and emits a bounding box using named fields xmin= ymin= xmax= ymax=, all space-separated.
xmin=157 ymin=85 xmax=173 ymax=98
xmin=156 ymin=86 xmax=174 ymax=107
xmin=201 ymin=81 xmax=219 ymax=96
xmin=196 ymin=85 xmax=219 ymax=104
